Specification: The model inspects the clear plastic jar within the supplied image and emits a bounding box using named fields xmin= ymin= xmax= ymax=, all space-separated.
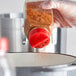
xmin=24 ymin=0 xmax=53 ymax=48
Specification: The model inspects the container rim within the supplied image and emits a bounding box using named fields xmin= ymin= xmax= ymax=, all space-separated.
xmin=7 ymin=53 xmax=76 ymax=72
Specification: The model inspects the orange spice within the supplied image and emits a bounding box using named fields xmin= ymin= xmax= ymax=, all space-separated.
xmin=27 ymin=7 xmax=53 ymax=26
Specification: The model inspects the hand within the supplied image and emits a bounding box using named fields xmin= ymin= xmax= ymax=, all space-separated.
xmin=41 ymin=0 xmax=76 ymax=28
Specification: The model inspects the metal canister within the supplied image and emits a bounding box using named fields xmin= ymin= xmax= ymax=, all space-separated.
xmin=0 ymin=13 xmax=26 ymax=52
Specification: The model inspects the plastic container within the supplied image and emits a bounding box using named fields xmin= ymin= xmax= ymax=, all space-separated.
xmin=24 ymin=0 xmax=53 ymax=48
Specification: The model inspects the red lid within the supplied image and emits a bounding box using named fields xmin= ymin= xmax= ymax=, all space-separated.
xmin=0 ymin=38 xmax=9 ymax=52
xmin=29 ymin=28 xmax=50 ymax=48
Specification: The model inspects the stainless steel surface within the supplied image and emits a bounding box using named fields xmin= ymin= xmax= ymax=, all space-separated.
xmin=0 ymin=13 xmax=26 ymax=52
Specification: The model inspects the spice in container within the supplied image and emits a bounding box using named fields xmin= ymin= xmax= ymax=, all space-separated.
xmin=24 ymin=1 xmax=53 ymax=48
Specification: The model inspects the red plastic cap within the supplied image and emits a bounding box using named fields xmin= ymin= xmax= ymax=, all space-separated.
xmin=0 ymin=38 xmax=9 ymax=52
xmin=29 ymin=28 xmax=50 ymax=48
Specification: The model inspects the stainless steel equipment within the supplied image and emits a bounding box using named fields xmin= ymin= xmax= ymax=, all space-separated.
xmin=0 ymin=13 xmax=26 ymax=52
xmin=6 ymin=53 xmax=76 ymax=76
